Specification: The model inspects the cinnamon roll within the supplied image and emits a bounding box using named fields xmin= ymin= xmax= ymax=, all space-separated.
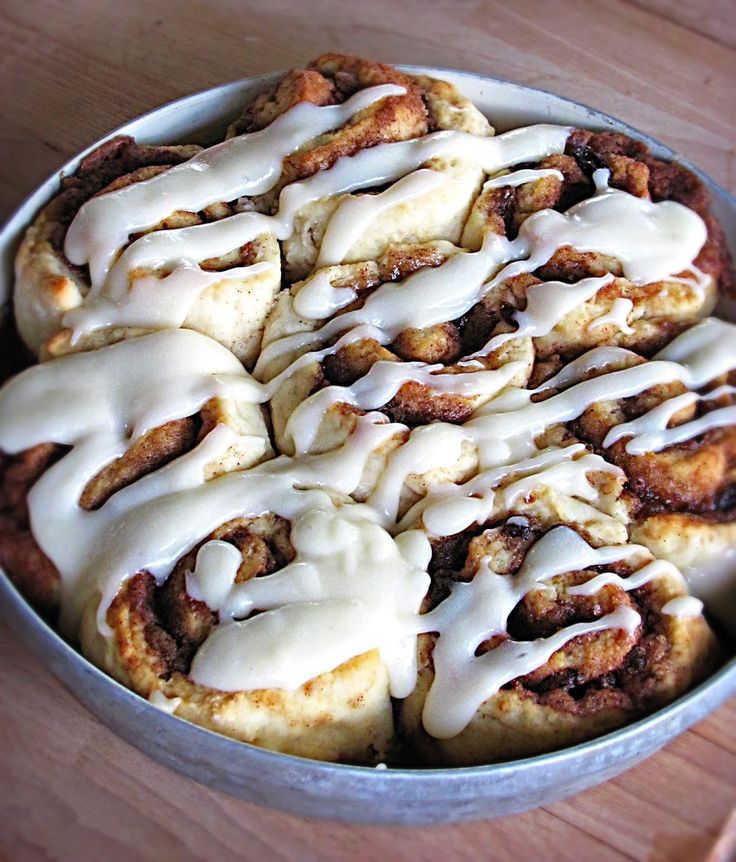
xmin=400 ymin=517 xmax=717 ymax=765
xmin=463 ymin=129 xmax=731 ymax=295
xmin=80 ymin=490 xmax=430 ymax=763
xmin=258 ymin=241 xmax=532 ymax=460
xmin=459 ymin=134 xmax=730 ymax=387
xmin=228 ymin=53 xmax=493 ymax=281
xmin=0 ymin=329 xmax=272 ymax=629
xmin=15 ymin=136 xmax=282 ymax=366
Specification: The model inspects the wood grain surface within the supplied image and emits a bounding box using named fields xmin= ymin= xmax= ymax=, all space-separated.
xmin=0 ymin=1 xmax=735 ymax=860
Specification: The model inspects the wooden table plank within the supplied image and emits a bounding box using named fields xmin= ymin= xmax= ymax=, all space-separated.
xmin=630 ymin=0 xmax=736 ymax=48
xmin=0 ymin=1 xmax=734 ymax=859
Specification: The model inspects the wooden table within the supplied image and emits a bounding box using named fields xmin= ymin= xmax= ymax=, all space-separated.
xmin=1 ymin=1 xmax=735 ymax=859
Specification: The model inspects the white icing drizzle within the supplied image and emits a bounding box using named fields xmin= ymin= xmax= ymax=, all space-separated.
xmin=661 ymin=595 xmax=705 ymax=618
xmin=603 ymin=385 xmax=736 ymax=455
xmin=588 ymin=297 xmax=635 ymax=335
xmin=482 ymin=167 xmax=564 ymax=189
xmin=397 ymin=444 xmax=622 ymax=537
xmin=535 ymin=345 xmax=638 ymax=392
xmin=64 ymin=122 xmax=572 ymax=343
xmin=567 ymin=558 xmax=684 ymax=596
xmin=64 ymin=261 xmax=278 ymax=338
xmin=419 ymin=527 xmax=644 ymax=738
xmin=257 ymin=169 xmax=708 ymax=381
xmin=269 ymin=318 xmax=735 ymax=542
xmin=339 ymin=318 xmax=735 ymax=550
xmin=468 ymin=274 xmax=614 ymax=358
xmin=290 ymin=168 xmax=563 ymax=323
xmin=4 ymin=89 xmax=726 ymax=741
xmin=0 ymin=329 xmax=263 ymax=453
xmin=255 ymin=235 xmax=504 ymax=376
xmin=569 ymin=563 xmax=703 ymax=619
xmin=188 ymin=508 xmax=430 ymax=697
xmin=185 ymin=539 xmax=243 ymax=610
xmin=0 ymin=330 xmax=267 ymax=633
xmin=0 ymin=320 xmax=723 ymax=736
xmin=465 ymin=319 xmax=736 ymax=467
xmin=315 ymin=169 xmax=453 ymax=268
xmin=654 ymin=316 xmax=736 ymax=382
xmin=660 ymin=263 xmax=711 ymax=296
xmin=499 ymin=168 xmax=708 ymax=285
xmin=65 ymin=84 xmax=407 ymax=283
xmin=72 ymin=161 xmax=710 ymax=471
xmin=505 ymin=274 xmax=616 ymax=339
xmin=148 ymin=690 xmax=183 ymax=714
xmin=262 ymin=323 xmax=384 ymax=395
xmin=292 ymin=269 xmax=359 ymax=320
xmin=467 ymin=361 xmax=684 ymax=464
xmin=0 ymin=329 xmax=440 ymax=695
xmin=186 ymin=517 xmax=693 ymax=722
xmin=367 ymin=423 xmax=468 ymax=525
xmin=283 ymin=359 xmax=526 ymax=455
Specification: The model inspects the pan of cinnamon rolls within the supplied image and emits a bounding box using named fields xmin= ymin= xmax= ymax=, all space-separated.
xmin=0 ymin=54 xmax=734 ymax=823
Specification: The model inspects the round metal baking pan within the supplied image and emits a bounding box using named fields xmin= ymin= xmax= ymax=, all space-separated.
xmin=1 ymin=67 xmax=734 ymax=825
